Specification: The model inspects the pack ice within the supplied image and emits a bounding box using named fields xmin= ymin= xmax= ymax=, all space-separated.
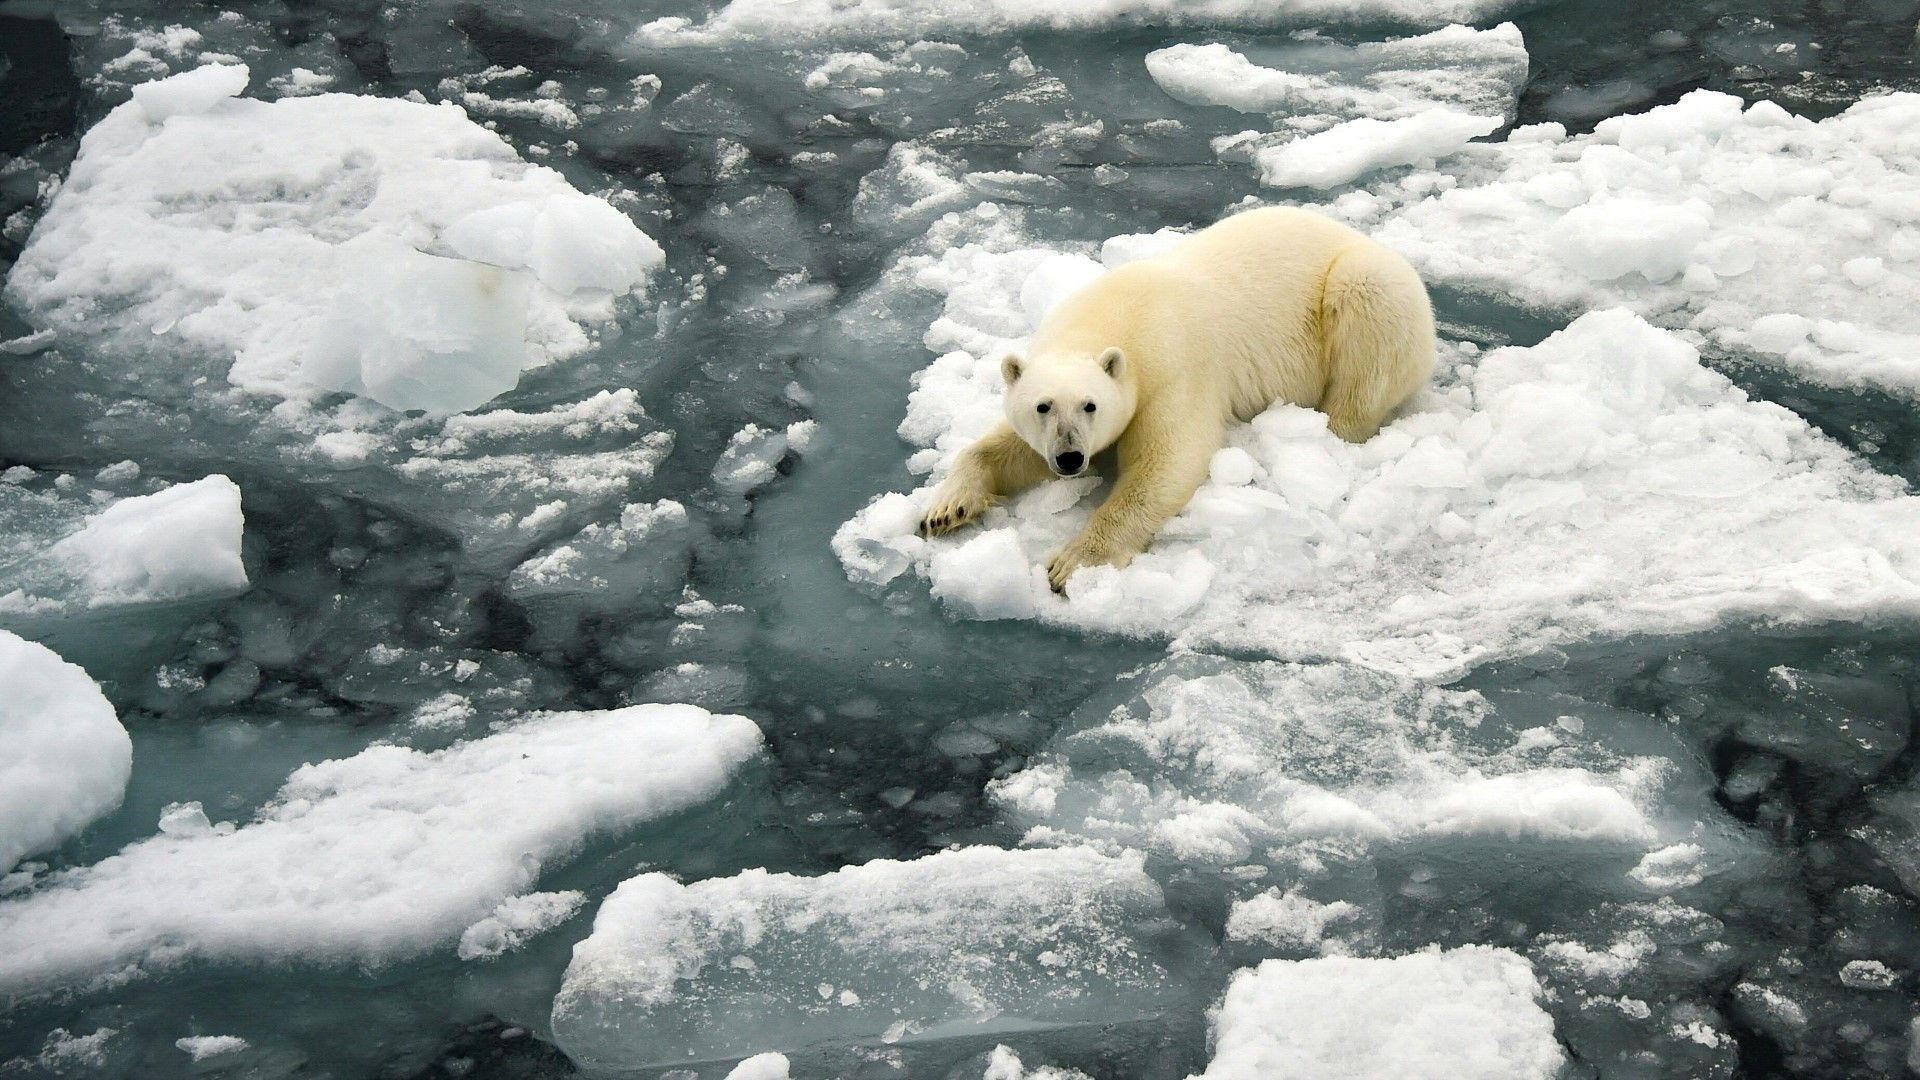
xmin=835 ymin=219 xmax=1920 ymax=676
xmin=0 ymin=631 xmax=130 ymax=874
xmin=1331 ymin=89 xmax=1920 ymax=396
xmin=0 ymin=704 xmax=761 ymax=998
xmin=551 ymin=846 xmax=1213 ymax=1070
xmin=2 ymin=64 xmax=672 ymax=567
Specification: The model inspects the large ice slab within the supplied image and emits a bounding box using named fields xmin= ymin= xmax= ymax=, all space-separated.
xmin=0 ymin=704 xmax=762 ymax=998
xmin=988 ymin=654 xmax=1676 ymax=868
xmin=836 ymin=229 xmax=1920 ymax=674
xmin=0 ymin=631 xmax=131 ymax=874
xmin=1339 ymin=90 xmax=1920 ymax=395
xmin=1198 ymin=947 xmax=1563 ymax=1079
xmin=636 ymin=0 xmax=1518 ymax=46
xmin=551 ymin=846 xmax=1211 ymax=1070
xmin=7 ymin=64 xmax=662 ymax=412
xmin=1148 ymin=23 xmax=1526 ymax=122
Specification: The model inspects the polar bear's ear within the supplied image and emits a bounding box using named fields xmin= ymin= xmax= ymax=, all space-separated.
xmin=1000 ymin=352 xmax=1024 ymax=384
xmin=1099 ymin=346 xmax=1127 ymax=379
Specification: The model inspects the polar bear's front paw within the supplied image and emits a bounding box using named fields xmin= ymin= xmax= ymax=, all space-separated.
xmin=1046 ymin=535 xmax=1128 ymax=595
xmin=919 ymin=481 xmax=991 ymax=538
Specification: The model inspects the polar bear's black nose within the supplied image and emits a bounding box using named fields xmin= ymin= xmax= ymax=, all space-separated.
xmin=1054 ymin=451 xmax=1085 ymax=474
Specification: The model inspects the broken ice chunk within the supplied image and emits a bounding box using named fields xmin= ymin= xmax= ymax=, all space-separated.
xmin=47 ymin=475 xmax=247 ymax=608
xmin=1257 ymin=108 xmax=1500 ymax=189
xmin=457 ymin=891 xmax=587 ymax=961
xmin=131 ymin=61 xmax=247 ymax=122
xmin=1198 ymin=947 xmax=1563 ymax=1079
xmin=0 ymin=704 xmax=763 ymax=997
xmin=550 ymin=846 xmax=1212 ymax=1070
xmin=0 ymin=631 xmax=131 ymax=873
xmin=444 ymin=196 xmax=665 ymax=296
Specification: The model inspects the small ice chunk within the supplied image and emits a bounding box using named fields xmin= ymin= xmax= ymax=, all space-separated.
xmin=457 ymin=890 xmax=587 ymax=960
xmin=175 ymin=1035 xmax=248 ymax=1060
xmin=132 ymin=62 xmax=248 ymax=122
xmin=551 ymin=846 xmax=1206 ymax=1070
xmin=1199 ymin=947 xmax=1564 ymax=1079
xmin=982 ymin=1045 xmax=1093 ymax=1079
xmin=0 ymin=631 xmax=131 ymax=873
xmin=444 ymin=196 xmax=664 ymax=296
xmin=1258 ymin=109 xmax=1500 ymax=189
xmin=47 ymin=475 xmax=247 ymax=607
xmin=724 ymin=1053 xmax=791 ymax=1080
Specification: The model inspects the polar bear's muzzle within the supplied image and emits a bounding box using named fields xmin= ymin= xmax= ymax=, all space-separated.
xmin=1052 ymin=450 xmax=1086 ymax=476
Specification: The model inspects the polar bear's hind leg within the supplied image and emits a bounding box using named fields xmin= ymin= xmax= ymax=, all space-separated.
xmin=1317 ymin=242 xmax=1436 ymax=444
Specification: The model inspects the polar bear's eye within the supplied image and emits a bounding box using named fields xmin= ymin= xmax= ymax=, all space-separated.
xmin=1083 ymin=402 xmax=1096 ymax=414
xmin=1036 ymin=402 xmax=1051 ymax=414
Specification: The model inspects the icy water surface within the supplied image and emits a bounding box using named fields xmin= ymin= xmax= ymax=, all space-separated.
xmin=2 ymin=0 xmax=1920 ymax=1077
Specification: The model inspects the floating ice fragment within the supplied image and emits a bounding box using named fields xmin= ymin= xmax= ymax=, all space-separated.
xmin=47 ymin=475 xmax=246 ymax=608
xmin=1350 ymin=89 xmax=1920 ymax=395
xmin=1258 ymin=108 xmax=1500 ymax=189
xmin=725 ymin=1053 xmax=792 ymax=1080
xmin=175 ymin=1035 xmax=248 ymax=1061
xmin=1197 ymin=947 xmax=1563 ymax=1079
xmin=551 ymin=846 xmax=1210 ymax=1070
xmin=457 ymin=891 xmax=587 ymax=960
xmin=0 ymin=631 xmax=131 ymax=874
xmin=0 ymin=704 xmax=762 ymax=997
xmin=1148 ymin=24 xmax=1526 ymax=123
xmin=130 ymin=61 xmax=247 ymax=121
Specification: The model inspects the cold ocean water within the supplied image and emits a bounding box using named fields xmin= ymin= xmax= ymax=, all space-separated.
xmin=1 ymin=0 xmax=1919 ymax=1077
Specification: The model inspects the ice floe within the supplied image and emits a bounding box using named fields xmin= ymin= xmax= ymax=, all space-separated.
xmin=1196 ymin=946 xmax=1563 ymax=1079
xmin=1147 ymin=23 xmax=1526 ymax=124
xmin=1336 ymin=89 xmax=1920 ymax=395
xmin=551 ymin=845 xmax=1212 ymax=1069
xmin=0 ymin=631 xmax=130 ymax=874
xmin=7 ymin=64 xmax=662 ymax=412
xmin=0 ymin=704 xmax=762 ymax=997
xmin=837 ymin=221 xmax=1920 ymax=674
xmin=986 ymin=654 xmax=1702 ymax=868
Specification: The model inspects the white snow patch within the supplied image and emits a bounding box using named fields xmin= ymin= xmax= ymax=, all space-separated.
xmin=1258 ymin=108 xmax=1500 ymax=188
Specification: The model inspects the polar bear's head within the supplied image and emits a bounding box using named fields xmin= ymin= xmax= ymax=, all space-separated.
xmin=1001 ymin=346 xmax=1135 ymax=478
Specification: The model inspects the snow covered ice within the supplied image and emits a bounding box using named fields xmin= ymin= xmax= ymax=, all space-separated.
xmin=1197 ymin=946 xmax=1563 ymax=1079
xmin=0 ymin=631 xmax=130 ymax=874
xmin=7 ymin=0 xmax=1920 ymax=1076
xmin=0 ymin=703 xmax=761 ymax=998
xmin=840 ymin=287 xmax=1920 ymax=675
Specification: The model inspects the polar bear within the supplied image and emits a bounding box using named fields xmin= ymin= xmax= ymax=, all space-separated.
xmin=919 ymin=206 xmax=1434 ymax=594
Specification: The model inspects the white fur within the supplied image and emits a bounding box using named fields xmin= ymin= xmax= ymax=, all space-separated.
xmin=921 ymin=207 xmax=1435 ymax=593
